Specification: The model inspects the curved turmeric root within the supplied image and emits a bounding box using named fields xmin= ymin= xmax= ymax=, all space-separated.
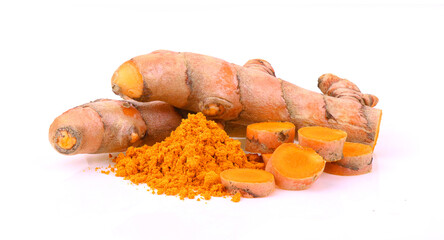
xmin=111 ymin=50 xmax=382 ymax=148
xmin=220 ymin=168 xmax=275 ymax=198
xmin=298 ymin=126 xmax=347 ymax=162
xmin=324 ymin=142 xmax=373 ymax=176
xmin=245 ymin=122 xmax=295 ymax=154
xmin=265 ymin=143 xmax=325 ymax=190
xmin=49 ymin=99 xmax=182 ymax=155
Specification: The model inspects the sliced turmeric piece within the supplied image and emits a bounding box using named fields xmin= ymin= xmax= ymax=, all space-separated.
xmin=324 ymin=142 xmax=373 ymax=176
xmin=265 ymin=143 xmax=325 ymax=190
xmin=246 ymin=122 xmax=295 ymax=154
xmin=298 ymin=126 xmax=347 ymax=162
xmin=261 ymin=153 xmax=273 ymax=166
xmin=220 ymin=168 xmax=275 ymax=198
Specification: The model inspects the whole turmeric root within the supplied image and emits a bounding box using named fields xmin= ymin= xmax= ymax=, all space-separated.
xmin=111 ymin=50 xmax=382 ymax=148
xmin=49 ymin=99 xmax=182 ymax=155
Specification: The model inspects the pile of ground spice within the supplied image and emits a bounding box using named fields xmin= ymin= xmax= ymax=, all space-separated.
xmin=112 ymin=112 xmax=264 ymax=201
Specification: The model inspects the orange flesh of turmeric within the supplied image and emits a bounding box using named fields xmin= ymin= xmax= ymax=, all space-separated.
xmin=298 ymin=126 xmax=347 ymax=141
xmin=248 ymin=122 xmax=295 ymax=132
xmin=343 ymin=142 xmax=372 ymax=157
xmin=56 ymin=130 xmax=77 ymax=150
xmin=112 ymin=60 xmax=144 ymax=99
xmin=272 ymin=144 xmax=325 ymax=179
xmin=220 ymin=169 xmax=274 ymax=183
xmin=130 ymin=132 xmax=140 ymax=144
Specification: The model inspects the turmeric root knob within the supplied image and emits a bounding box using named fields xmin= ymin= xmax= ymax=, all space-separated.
xmin=56 ymin=129 xmax=77 ymax=150
xmin=130 ymin=132 xmax=140 ymax=144
xmin=243 ymin=59 xmax=276 ymax=77
xmin=202 ymin=103 xmax=225 ymax=117
xmin=318 ymin=73 xmax=379 ymax=107
xmin=112 ymin=60 xmax=144 ymax=100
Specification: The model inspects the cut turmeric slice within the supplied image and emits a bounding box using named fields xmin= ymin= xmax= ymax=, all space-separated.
xmin=298 ymin=126 xmax=347 ymax=162
xmin=324 ymin=142 xmax=373 ymax=176
xmin=246 ymin=122 xmax=295 ymax=154
xmin=220 ymin=168 xmax=275 ymax=198
xmin=265 ymin=143 xmax=325 ymax=190
xmin=261 ymin=153 xmax=273 ymax=166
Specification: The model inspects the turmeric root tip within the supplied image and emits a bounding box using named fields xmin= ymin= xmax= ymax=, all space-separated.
xmin=112 ymin=60 xmax=144 ymax=100
xmin=266 ymin=143 xmax=325 ymax=190
xmin=298 ymin=126 xmax=347 ymax=162
xmin=53 ymin=127 xmax=80 ymax=154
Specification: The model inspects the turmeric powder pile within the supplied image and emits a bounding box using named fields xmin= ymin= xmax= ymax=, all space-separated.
xmin=113 ymin=112 xmax=264 ymax=201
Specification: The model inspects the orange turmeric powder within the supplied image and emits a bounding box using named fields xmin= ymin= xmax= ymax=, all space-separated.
xmin=113 ymin=112 xmax=264 ymax=201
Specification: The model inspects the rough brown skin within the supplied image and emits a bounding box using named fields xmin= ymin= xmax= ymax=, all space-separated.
xmin=111 ymin=50 xmax=382 ymax=148
xmin=48 ymin=99 xmax=182 ymax=155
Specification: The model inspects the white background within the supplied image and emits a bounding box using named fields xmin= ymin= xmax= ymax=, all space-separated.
xmin=1 ymin=1 xmax=444 ymax=239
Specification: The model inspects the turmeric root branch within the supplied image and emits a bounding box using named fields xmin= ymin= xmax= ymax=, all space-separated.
xmin=49 ymin=99 xmax=182 ymax=155
xmin=318 ymin=73 xmax=379 ymax=107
